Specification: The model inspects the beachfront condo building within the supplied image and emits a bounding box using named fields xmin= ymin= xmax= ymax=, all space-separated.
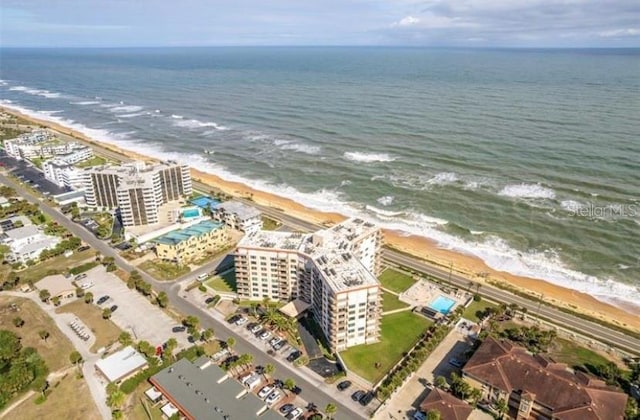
xmin=153 ymin=220 xmax=229 ymax=264
xmin=234 ymin=218 xmax=383 ymax=351
xmin=213 ymin=200 xmax=263 ymax=235
xmin=43 ymin=159 xmax=86 ymax=190
xmin=83 ymin=161 xmax=192 ymax=227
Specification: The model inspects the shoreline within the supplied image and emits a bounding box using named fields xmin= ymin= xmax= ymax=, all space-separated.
xmin=3 ymin=105 xmax=640 ymax=333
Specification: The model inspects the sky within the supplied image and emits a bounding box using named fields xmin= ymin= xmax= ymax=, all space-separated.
xmin=1 ymin=0 xmax=639 ymax=48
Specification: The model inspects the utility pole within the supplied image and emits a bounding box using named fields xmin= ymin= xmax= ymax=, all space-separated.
xmin=536 ymin=293 xmax=544 ymax=324
xmin=448 ymin=261 xmax=453 ymax=282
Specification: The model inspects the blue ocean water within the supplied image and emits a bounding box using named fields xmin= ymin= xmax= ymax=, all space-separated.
xmin=1 ymin=47 xmax=639 ymax=309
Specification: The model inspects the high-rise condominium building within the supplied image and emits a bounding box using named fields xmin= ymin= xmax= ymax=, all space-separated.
xmin=234 ymin=218 xmax=383 ymax=351
xmin=84 ymin=161 xmax=192 ymax=227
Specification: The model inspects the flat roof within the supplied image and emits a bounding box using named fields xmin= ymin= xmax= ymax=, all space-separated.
xmin=150 ymin=357 xmax=282 ymax=420
xmin=154 ymin=220 xmax=224 ymax=246
xmin=3 ymin=225 xmax=40 ymax=240
xmin=190 ymin=196 xmax=221 ymax=209
xmin=95 ymin=346 xmax=148 ymax=382
xmin=218 ymin=200 xmax=261 ymax=220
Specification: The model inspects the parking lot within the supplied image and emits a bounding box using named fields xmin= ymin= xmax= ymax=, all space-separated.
xmin=0 ymin=152 xmax=68 ymax=196
xmin=84 ymin=266 xmax=191 ymax=349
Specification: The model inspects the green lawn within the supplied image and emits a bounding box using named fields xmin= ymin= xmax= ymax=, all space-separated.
xmin=75 ymin=155 xmax=107 ymax=168
xmin=261 ymin=216 xmax=281 ymax=231
xmin=340 ymin=311 xmax=431 ymax=383
xmin=9 ymin=249 xmax=95 ymax=284
xmin=382 ymin=291 xmax=409 ymax=312
xmin=139 ymin=260 xmax=190 ymax=281
xmin=462 ymin=299 xmax=499 ymax=322
xmin=204 ymin=269 xmax=237 ymax=292
xmin=549 ymin=338 xmax=613 ymax=370
xmin=378 ymin=268 xmax=415 ymax=293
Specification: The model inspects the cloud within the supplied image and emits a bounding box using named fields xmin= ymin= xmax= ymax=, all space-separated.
xmin=598 ymin=28 xmax=640 ymax=38
xmin=396 ymin=16 xmax=420 ymax=26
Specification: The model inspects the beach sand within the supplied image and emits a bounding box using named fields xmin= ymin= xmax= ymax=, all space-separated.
xmin=3 ymin=105 xmax=639 ymax=333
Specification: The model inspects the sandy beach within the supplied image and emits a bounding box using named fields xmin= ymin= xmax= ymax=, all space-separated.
xmin=3 ymin=105 xmax=640 ymax=333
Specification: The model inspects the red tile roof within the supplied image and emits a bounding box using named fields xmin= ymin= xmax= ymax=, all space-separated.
xmin=419 ymin=388 xmax=473 ymax=420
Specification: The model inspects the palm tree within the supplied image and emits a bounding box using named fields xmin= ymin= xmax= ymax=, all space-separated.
xmin=434 ymin=376 xmax=447 ymax=389
xmin=426 ymin=411 xmax=441 ymax=420
xmin=284 ymin=378 xmax=296 ymax=391
xmin=495 ymin=398 xmax=508 ymax=419
xmin=102 ymin=307 xmax=112 ymax=319
xmin=38 ymin=330 xmax=50 ymax=342
xmin=12 ymin=317 xmax=24 ymax=328
xmin=84 ymin=292 xmax=94 ymax=304
xmin=520 ymin=306 xmax=528 ymax=320
xmin=226 ymin=337 xmax=235 ymax=349
xmin=325 ymin=403 xmax=337 ymax=419
xmin=264 ymin=363 xmax=275 ymax=380
xmin=107 ymin=389 xmax=126 ymax=410
xmin=469 ymin=388 xmax=482 ymax=406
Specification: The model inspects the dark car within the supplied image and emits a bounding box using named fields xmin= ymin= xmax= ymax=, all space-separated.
xmin=77 ymin=245 xmax=90 ymax=252
xmin=96 ymin=295 xmax=110 ymax=305
xmin=273 ymin=340 xmax=285 ymax=351
xmin=228 ymin=314 xmax=242 ymax=324
xmin=359 ymin=392 xmax=375 ymax=406
xmin=205 ymin=297 xmax=215 ymax=304
xmin=279 ymin=404 xmax=294 ymax=414
xmin=109 ymin=305 xmax=118 ymax=312
xmin=337 ymin=380 xmax=352 ymax=391
xmin=351 ymin=390 xmax=365 ymax=402
xmin=286 ymin=350 xmax=302 ymax=362
xmin=290 ymin=385 xmax=302 ymax=395
xmin=172 ymin=325 xmax=186 ymax=333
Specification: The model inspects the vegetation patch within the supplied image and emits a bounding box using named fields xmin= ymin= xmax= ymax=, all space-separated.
xmin=548 ymin=338 xmax=613 ymax=370
xmin=139 ymin=260 xmax=190 ymax=281
xmin=462 ymin=299 xmax=499 ymax=322
xmin=204 ymin=269 xmax=237 ymax=293
xmin=261 ymin=216 xmax=281 ymax=231
xmin=56 ymin=299 xmax=122 ymax=352
xmin=75 ymin=155 xmax=107 ymax=168
xmin=340 ymin=311 xmax=432 ymax=383
xmin=378 ymin=268 xmax=415 ymax=293
xmin=381 ymin=291 xmax=409 ymax=312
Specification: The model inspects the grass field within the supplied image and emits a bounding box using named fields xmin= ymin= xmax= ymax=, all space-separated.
xmin=340 ymin=311 xmax=431 ymax=383
xmin=13 ymin=372 xmax=100 ymax=420
xmin=261 ymin=216 xmax=281 ymax=231
xmin=0 ymin=296 xmax=74 ymax=371
xmin=139 ymin=259 xmax=190 ymax=281
xmin=56 ymin=299 xmax=122 ymax=352
xmin=10 ymin=249 xmax=95 ymax=284
xmin=205 ymin=269 xmax=237 ymax=293
xmin=75 ymin=155 xmax=108 ymax=168
xmin=462 ymin=299 xmax=499 ymax=322
xmin=378 ymin=268 xmax=415 ymax=294
xmin=548 ymin=338 xmax=613 ymax=370
xmin=382 ymin=291 xmax=409 ymax=313
xmin=126 ymin=384 xmax=164 ymax=420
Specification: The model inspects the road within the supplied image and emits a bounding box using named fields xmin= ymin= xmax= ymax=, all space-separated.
xmin=0 ymin=173 xmax=366 ymax=419
xmin=59 ymin=139 xmax=640 ymax=355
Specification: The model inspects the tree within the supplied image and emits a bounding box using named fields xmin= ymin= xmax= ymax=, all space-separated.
xmin=630 ymin=363 xmax=640 ymax=383
xmin=264 ymin=363 xmax=275 ymax=379
xmin=84 ymin=292 xmax=94 ymax=304
xmin=202 ymin=328 xmax=214 ymax=342
xmin=450 ymin=373 xmax=471 ymax=400
xmin=225 ymin=337 xmax=235 ymax=349
xmin=12 ymin=316 xmax=24 ymax=328
xmin=107 ymin=389 xmax=126 ymax=409
xmin=75 ymin=287 xmax=85 ymax=298
xmin=191 ymin=330 xmax=201 ymax=342
xmin=156 ymin=291 xmax=169 ymax=308
xmin=426 ymin=410 xmax=441 ymax=420
xmin=325 ymin=403 xmax=337 ymax=418
xmin=38 ymin=330 xmax=50 ymax=342
xmin=39 ymin=289 xmax=51 ymax=302
xmin=495 ymin=398 xmax=508 ymax=419
xmin=434 ymin=376 xmax=447 ymax=389
xmin=469 ymin=387 xmax=482 ymax=406
xmin=183 ymin=315 xmax=200 ymax=329
xmin=283 ymin=378 xmax=296 ymax=391
xmin=118 ymin=331 xmax=132 ymax=346
xmin=52 ymin=296 xmax=60 ymax=306
xmin=238 ymin=353 xmax=253 ymax=367
xmin=102 ymin=307 xmax=112 ymax=319
xmin=69 ymin=350 xmax=83 ymax=366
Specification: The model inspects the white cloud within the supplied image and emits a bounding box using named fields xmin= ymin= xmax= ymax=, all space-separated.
xmin=598 ymin=28 xmax=640 ymax=37
xmin=397 ymin=15 xmax=420 ymax=26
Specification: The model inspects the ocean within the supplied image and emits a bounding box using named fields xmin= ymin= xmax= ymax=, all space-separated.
xmin=1 ymin=47 xmax=639 ymax=309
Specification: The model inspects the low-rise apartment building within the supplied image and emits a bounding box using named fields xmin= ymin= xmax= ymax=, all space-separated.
xmin=0 ymin=224 xmax=60 ymax=264
xmin=4 ymin=129 xmax=54 ymax=160
xmin=234 ymin=218 xmax=383 ymax=351
xmin=154 ymin=220 xmax=229 ymax=264
xmin=43 ymin=159 xmax=86 ymax=189
xmin=213 ymin=200 xmax=262 ymax=235
xmin=462 ymin=337 xmax=627 ymax=420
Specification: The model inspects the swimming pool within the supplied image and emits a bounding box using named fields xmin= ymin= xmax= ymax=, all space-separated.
xmin=429 ymin=295 xmax=456 ymax=315
xmin=182 ymin=208 xmax=201 ymax=219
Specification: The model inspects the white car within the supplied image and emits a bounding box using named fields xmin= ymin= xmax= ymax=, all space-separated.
xmin=239 ymin=372 xmax=254 ymax=384
xmin=236 ymin=317 xmax=248 ymax=326
xmin=259 ymin=330 xmax=272 ymax=341
xmin=287 ymin=408 xmax=304 ymax=420
xmin=258 ymin=384 xmax=275 ymax=399
xmin=265 ymin=390 xmax=282 ymax=405
xmin=269 ymin=337 xmax=282 ymax=346
xmin=249 ymin=324 xmax=262 ymax=334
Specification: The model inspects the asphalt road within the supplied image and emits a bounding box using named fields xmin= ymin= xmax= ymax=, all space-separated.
xmin=0 ymin=173 xmax=366 ymax=419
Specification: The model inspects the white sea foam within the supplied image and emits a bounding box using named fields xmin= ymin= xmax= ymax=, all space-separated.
xmin=277 ymin=141 xmax=321 ymax=155
xmin=119 ymin=112 xmax=148 ymax=118
xmin=109 ymin=105 xmax=144 ymax=113
xmin=339 ymin=180 xmax=352 ymax=187
xmin=9 ymin=86 xmax=62 ymax=98
xmin=366 ymin=205 xmax=405 ymax=218
xmin=344 ymin=151 xmax=396 ymax=163
xmin=376 ymin=195 xmax=395 ymax=206
xmin=427 ymin=172 xmax=459 ymax=185
xmin=4 ymin=100 xmax=640 ymax=311
xmin=71 ymin=100 xmax=100 ymax=105
xmin=171 ymin=114 xmax=183 ymax=119
xmin=560 ymin=200 xmax=586 ymax=213
xmin=499 ymin=183 xmax=556 ymax=199
xmin=172 ymin=118 xmax=228 ymax=131
xmin=470 ymin=230 xmax=485 ymax=235
xmin=0 ymin=80 xmax=8 ymax=86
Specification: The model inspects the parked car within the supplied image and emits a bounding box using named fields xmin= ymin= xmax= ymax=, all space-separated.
xmin=351 ymin=390 xmax=365 ymax=402
xmin=205 ymin=297 xmax=215 ymax=304
xmin=258 ymin=385 xmax=275 ymax=399
xmin=172 ymin=325 xmax=186 ymax=333
xmin=449 ymin=358 xmax=463 ymax=368
xmin=77 ymin=245 xmax=90 ymax=252
xmin=228 ymin=314 xmax=242 ymax=324
xmin=273 ymin=340 xmax=285 ymax=351
xmin=109 ymin=305 xmax=118 ymax=312
xmin=286 ymin=350 xmax=301 ymax=362
xmin=236 ymin=317 xmax=248 ymax=326
xmin=337 ymin=380 xmax=352 ymax=391
xmin=269 ymin=337 xmax=282 ymax=347
xmin=287 ymin=408 xmax=304 ymax=420
xmin=279 ymin=404 xmax=295 ymax=415
xmin=249 ymin=324 xmax=262 ymax=334
xmin=196 ymin=273 xmax=209 ymax=281
xmin=96 ymin=295 xmax=110 ymax=305
xmin=359 ymin=392 xmax=375 ymax=406
xmin=290 ymin=385 xmax=302 ymax=395
xmin=259 ymin=330 xmax=272 ymax=341
xmin=74 ymin=273 xmax=87 ymax=281
xmin=265 ymin=390 xmax=282 ymax=405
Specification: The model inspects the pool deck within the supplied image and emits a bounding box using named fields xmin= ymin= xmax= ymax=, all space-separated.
xmin=399 ymin=279 xmax=469 ymax=313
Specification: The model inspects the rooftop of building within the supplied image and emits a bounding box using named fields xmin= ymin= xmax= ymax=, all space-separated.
xmin=95 ymin=346 xmax=148 ymax=383
xmin=419 ymin=388 xmax=473 ymax=420
xmin=150 ymin=357 xmax=282 ymax=420
xmin=154 ymin=220 xmax=224 ymax=246
xmin=1 ymin=224 xmax=41 ymax=241
xmin=463 ymin=337 xmax=627 ymax=420
xmin=11 ymin=237 xmax=60 ymax=255
xmin=217 ymin=200 xmax=262 ymax=220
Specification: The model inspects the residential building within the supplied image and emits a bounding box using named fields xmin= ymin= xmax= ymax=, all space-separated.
xmin=234 ymin=218 xmax=383 ymax=350
xmin=0 ymin=224 xmax=60 ymax=263
xmin=95 ymin=346 xmax=149 ymax=383
xmin=154 ymin=220 xmax=229 ymax=264
xmin=462 ymin=337 xmax=627 ymax=420
xmin=419 ymin=388 xmax=473 ymax=420
xmin=4 ymin=129 xmax=54 ymax=160
xmin=149 ymin=357 xmax=282 ymax=420
xmin=83 ymin=161 xmax=192 ymax=227
xmin=213 ymin=200 xmax=262 ymax=235
xmin=43 ymin=159 xmax=86 ymax=189
xmin=5 ymin=131 xmax=92 ymax=163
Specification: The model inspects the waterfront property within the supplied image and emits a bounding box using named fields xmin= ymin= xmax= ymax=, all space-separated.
xmin=95 ymin=346 xmax=148 ymax=384
xmin=0 ymin=224 xmax=60 ymax=264
xmin=399 ymin=279 xmax=468 ymax=319
xmin=149 ymin=357 xmax=282 ymax=420
xmin=190 ymin=195 xmax=221 ymax=210
xmin=419 ymin=388 xmax=473 ymax=420
xmin=153 ymin=220 xmax=229 ymax=264
xmin=462 ymin=337 xmax=627 ymax=420
xmin=234 ymin=218 xmax=383 ymax=351
xmin=213 ymin=200 xmax=263 ymax=235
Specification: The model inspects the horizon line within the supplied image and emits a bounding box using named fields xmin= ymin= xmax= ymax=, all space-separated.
xmin=1 ymin=45 xmax=639 ymax=50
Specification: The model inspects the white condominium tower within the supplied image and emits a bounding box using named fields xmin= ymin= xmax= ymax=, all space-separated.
xmin=83 ymin=161 xmax=192 ymax=227
xmin=234 ymin=218 xmax=383 ymax=351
